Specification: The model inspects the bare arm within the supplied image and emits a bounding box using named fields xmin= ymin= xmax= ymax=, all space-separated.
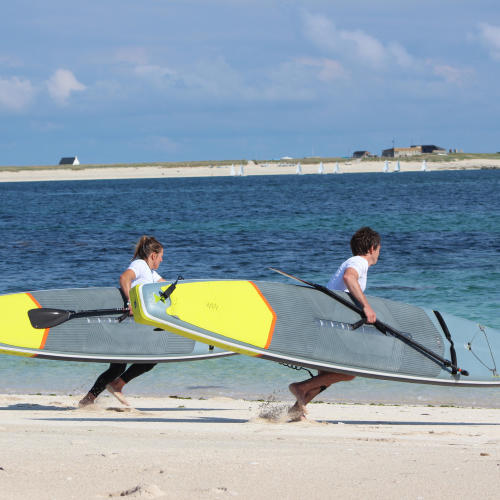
xmin=343 ymin=267 xmax=376 ymax=323
xmin=119 ymin=269 xmax=136 ymax=306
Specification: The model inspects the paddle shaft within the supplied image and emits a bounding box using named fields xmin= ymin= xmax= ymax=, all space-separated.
xmin=68 ymin=308 xmax=128 ymax=320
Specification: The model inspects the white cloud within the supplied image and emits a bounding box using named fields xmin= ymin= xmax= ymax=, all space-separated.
xmin=295 ymin=57 xmax=348 ymax=82
xmin=340 ymin=29 xmax=387 ymax=66
xmin=302 ymin=12 xmax=417 ymax=70
xmin=301 ymin=10 xmax=477 ymax=92
xmin=302 ymin=11 xmax=339 ymax=52
xmin=433 ymin=64 xmax=471 ymax=85
xmin=302 ymin=12 xmax=385 ymax=67
xmin=0 ymin=76 xmax=35 ymax=111
xmin=123 ymin=54 xmax=346 ymax=104
xmin=387 ymin=42 xmax=414 ymax=68
xmin=477 ymin=22 xmax=500 ymax=60
xmin=46 ymin=69 xmax=86 ymax=105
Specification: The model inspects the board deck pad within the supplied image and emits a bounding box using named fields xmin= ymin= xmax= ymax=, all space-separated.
xmin=131 ymin=279 xmax=500 ymax=386
xmin=0 ymin=287 xmax=233 ymax=362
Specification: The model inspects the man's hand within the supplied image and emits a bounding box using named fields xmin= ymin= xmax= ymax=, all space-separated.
xmin=363 ymin=304 xmax=376 ymax=323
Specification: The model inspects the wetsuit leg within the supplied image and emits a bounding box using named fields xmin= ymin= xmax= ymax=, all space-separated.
xmin=120 ymin=363 xmax=157 ymax=384
xmin=89 ymin=363 xmax=126 ymax=397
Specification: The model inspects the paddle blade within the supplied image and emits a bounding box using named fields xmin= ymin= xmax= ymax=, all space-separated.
xmin=28 ymin=308 xmax=72 ymax=329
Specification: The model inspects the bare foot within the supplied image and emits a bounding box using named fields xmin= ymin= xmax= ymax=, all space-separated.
xmin=106 ymin=379 xmax=130 ymax=406
xmin=288 ymin=383 xmax=308 ymax=415
xmin=288 ymin=403 xmax=306 ymax=421
xmin=288 ymin=411 xmax=308 ymax=422
xmin=288 ymin=401 xmax=308 ymax=415
xmin=78 ymin=392 xmax=96 ymax=408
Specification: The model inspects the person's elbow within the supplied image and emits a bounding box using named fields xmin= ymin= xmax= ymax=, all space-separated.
xmin=119 ymin=269 xmax=135 ymax=288
xmin=343 ymin=269 xmax=358 ymax=289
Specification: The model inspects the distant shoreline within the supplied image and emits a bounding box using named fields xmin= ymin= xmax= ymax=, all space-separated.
xmin=0 ymin=156 xmax=499 ymax=182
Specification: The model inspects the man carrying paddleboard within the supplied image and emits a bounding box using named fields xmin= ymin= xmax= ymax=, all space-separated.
xmin=78 ymin=235 xmax=166 ymax=407
xmin=289 ymin=226 xmax=381 ymax=421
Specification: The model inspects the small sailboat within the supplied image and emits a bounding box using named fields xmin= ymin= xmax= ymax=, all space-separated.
xmin=318 ymin=162 xmax=324 ymax=174
xmin=238 ymin=165 xmax=245 ymax=176
xmin=394 ymin=160 xmax=401 ymax=173
xmin=421 ymin=159 xmax=427 ymax=172
xmin=296 ymin=163 xmax=303 ymax=175
xmin=230 ymin=164 xmax=235 ymax=176
xmin=383 ymin=160 xmax=389 ymax=173
xmin=334 ymin=162 xmax=340 ymax=174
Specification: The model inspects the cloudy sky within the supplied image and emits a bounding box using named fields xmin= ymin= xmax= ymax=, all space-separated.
xmin=2 ymin=0 xmax=500 ymax=165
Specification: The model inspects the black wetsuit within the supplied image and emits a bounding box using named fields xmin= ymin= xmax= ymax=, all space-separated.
xmin=89 ymin=363 xmax=156 ymax=397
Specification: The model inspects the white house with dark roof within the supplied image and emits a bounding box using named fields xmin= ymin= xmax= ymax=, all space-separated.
xmin=59 ymin=156 xmax=80 ymax=165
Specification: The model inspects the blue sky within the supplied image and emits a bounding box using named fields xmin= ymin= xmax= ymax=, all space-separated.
xmin=2 ymin=0 xmax=500 ymax=165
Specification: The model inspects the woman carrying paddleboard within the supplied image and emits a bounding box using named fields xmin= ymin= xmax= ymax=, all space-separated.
xmin=288 ymin=226 xmax=381 ymax=421
xmin=78 ymin=235 xmax=166 ymax=407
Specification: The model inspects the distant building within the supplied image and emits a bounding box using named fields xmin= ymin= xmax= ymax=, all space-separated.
xmin=59 ymin=156 xmax=80 ymax=165
xmin=352 ymin=150 xmax=372 ymax=159
xmin=382 ymin=145 xmax=446 ymax=158
xmin=411 ymin=145 xmax=446 ymax=154
xmin=381 ymin=146 xmax=421 ymax=158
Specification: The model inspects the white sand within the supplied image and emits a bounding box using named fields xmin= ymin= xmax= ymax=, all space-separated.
xmin=0 ymin=393 xmax=498 ymax=499
xmin=0 ymin=158 xmax=498 ymax=182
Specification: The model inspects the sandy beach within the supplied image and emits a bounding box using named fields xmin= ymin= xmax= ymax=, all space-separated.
xmin=0 ymin=393 xmax=498 ymax=499
xmin=0 ymin=158 xmax=499 ymax=182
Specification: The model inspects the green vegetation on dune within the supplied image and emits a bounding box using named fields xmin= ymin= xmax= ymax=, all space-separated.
xmin=0 ymin=159 xmax=246 ymax=172
xmin=2 ymin=152 xmax=500 ymax=171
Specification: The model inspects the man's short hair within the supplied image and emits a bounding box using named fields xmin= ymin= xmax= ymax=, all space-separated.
xmin=350 ymin=227 xmax=381 ymax=256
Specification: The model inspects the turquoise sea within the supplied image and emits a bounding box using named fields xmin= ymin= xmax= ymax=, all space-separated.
xmin=0 ymin=170 xmax=499 ymax=407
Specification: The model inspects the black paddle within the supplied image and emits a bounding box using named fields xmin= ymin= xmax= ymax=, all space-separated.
xmin=269 ymin=267 xmax=469 ymax=376
xmin=28 ymin=276 xmax=185 ymax=329
xmin=28 ymin=307 xmax=129 ymax=329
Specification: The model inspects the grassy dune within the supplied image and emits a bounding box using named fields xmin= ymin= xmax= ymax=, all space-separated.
xmin=2 ymin=152 xmax=500 ymax=171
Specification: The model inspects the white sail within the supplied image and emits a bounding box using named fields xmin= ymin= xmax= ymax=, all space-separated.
xmin=230 ymin=164 xmax=235 ymax=176
xmin=318 ymin=162 xmax=324 ymax=174
xmin=421 ymin=159 xmax=427 ymax=172
xmin=296 ymin=163 xmax=303 ymax=175
xmin=394 ymin=160 xmax=401 ymax=172
xmin=334 ymin=161 xmax=340 ymax=174
xmin=238 ymin=165 xmax=245 ymax=176
xmin=383 ymin=160 xmax=389 ymax=173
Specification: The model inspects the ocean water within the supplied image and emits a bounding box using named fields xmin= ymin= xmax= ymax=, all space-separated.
xmin=0 ymin=170 xmax=499 ymax=407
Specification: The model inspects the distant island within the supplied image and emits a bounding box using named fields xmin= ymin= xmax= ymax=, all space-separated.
xmin=0 ymin=153 xmax=498 ymax=183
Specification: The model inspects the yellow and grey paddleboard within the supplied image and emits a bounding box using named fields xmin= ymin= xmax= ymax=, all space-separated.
xmin=131 ymin=279 xmax=500 ymax=387
xmin=0 ymin=287 xmax=233 ymax=362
